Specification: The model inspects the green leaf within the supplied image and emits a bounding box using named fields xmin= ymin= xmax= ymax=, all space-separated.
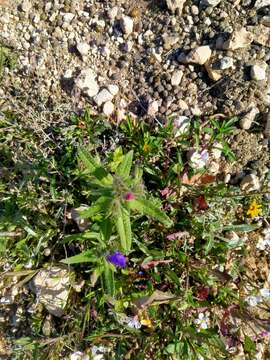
xmin=78 ymin=147 xmax=100 ymax=173
xmin=164 ymin=342 xmax=181 ymax=355
xmin=244 ymin=336 xmax=256 ymax=353
xmin=204 ymin=235 xmax=215 ymax=255
xmin=114 ymin=202 xmax=132 ymax=254
xmin=110 ymin=146 xmax=123 ymax=172
xmin=223 ymin=223 xmax=260 ymax=232
xmin=128 ymin=197 xmax=173 ymax=228
xmin=101 ymin=259 xmax=115 ymax=296
xmin=116 ymin=150 xmax=133 ymax=178
xmin=100 ymin=218 xmax=112 ymax=242
xmin=60 ymin=250 xmax=97 ymax=264
xmin=78 ymin=147 xmax=113 ymax=185
xmin=63 ymin=232 xmax=101 ymax=244
xmin=80 ymin=196 xmax=112 ymax=219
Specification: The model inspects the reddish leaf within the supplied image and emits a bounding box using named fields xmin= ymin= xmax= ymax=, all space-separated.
xmin=141 ymin=259 xmax=173 ymax=270
xmin=166 ymin=231 xmax=189 ymax=241
xmin=181 ymin=172 xmax=216 ymax=186
xmin=196 ymin=286 xmax=209 ymax=300
xmin=194 ymin=195 xmax=209 ymax=211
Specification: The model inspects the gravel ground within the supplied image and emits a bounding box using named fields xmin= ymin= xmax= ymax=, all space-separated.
xmin=0 ymin=0 xmax=270 ymax=123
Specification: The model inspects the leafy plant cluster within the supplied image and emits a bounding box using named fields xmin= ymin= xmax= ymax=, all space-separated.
xmin=0 ymin=109 xmax=269 ymax=360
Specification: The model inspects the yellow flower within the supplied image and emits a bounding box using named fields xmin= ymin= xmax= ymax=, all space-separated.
xmin=139 ymin=310 xmax=153 ymax=328
xmin=247 ymin=200 xmax=262 ymax=218
xmin=140 ymin=318 xmax=152 ymax=327
xmin=143 ymin=143 xmax=151 ymax=154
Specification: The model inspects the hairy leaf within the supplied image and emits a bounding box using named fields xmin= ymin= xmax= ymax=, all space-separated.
xmin=102 ymin=260 xmax=115 ymax=296
xmin=78 ymin=147 xmax=113 ymax=185
xmin=114 ymin=203 xmax=132 ymax=254
xmin=128 ymin=197 xmax=173 ymax=228
xmin=80 ymin=196 xmax=112 ymax=219
xmin=60 ymin=250 xmax=97 ymax=264
xmin=63 ymin=232 xmax=101 ymax=244
xmin=223 ymin=223 xmax=260 ymax=232
xmin=116 ymin=150 xmax=133 ymax=178
xmin=100 ymin=218 xmax=113 ymax=242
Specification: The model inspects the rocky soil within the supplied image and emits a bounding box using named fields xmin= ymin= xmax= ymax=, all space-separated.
xmin=0 ymin=0 xmax=270 ymax=123
xmin=1 ymin=1 xmax=270 ymax=359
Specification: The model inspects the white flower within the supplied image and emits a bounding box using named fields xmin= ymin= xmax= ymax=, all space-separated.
xmin=197 ymin=355 xmax=205 ymax=360
xmin=189 ymin=149 xmax=209 ymax=169
xmin=173 ymin=116 xmax=190 ymax=136
xmin=91 ymin=345 xmax=107 ymax=360
xmin=256 ymin=237 xmax=270 ymax=251
xmin=211 ymin=142 xmax=223 ymax=160
xmin=264 ymin=231 xmax=270 ymax=241
xmin=117 ymin=313 xmax=141 ymax=329
xmin=24 ymin=260 xmax=33 ymax=269
xmin=259 ymin=288 xmax=270 ymax=298
xmin=245 ymin=295 xmax=263 ymax=307
xmin=70 ymin=352 xmax=89 ymax=360
xmin=127 ymin=317 xmax=141 ymax=329
xmin=194 ymin=312 xmax=210 ymax=331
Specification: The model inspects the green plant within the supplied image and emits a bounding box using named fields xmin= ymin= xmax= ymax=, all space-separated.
xmin=60 ymin=146 xmax=173 ymax=295
xmin=0 ymin=45 xmax=17 ymax=81
xmin=75 ymin=147 xmax=173 ymax=254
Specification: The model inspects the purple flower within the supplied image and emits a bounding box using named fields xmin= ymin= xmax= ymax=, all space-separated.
xmin=107 ymin=251 xmax=127 ymax=268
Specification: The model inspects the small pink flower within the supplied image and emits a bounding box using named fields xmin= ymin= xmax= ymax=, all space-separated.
xmin=124 ymin=192 xmax=135 ymax=201
xmin=160 ymin=187 xmax=173 ymax=198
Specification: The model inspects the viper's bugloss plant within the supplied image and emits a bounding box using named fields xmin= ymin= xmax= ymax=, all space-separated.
xmin=76 ymin=147 xmax=173 ymax=255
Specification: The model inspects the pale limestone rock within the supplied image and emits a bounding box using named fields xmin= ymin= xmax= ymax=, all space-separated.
xmin=166 ymin=0 xmax=186 ymax=13
xmin=163 ymin=34 xmax=180 ymax=50
xmin=21 ymin=0 xmax=31 ymax=12
xmin=76 ymin=42 xmax=90 ymax=56
xmin=103 ymin=101 xmax=115 ymax=116
xmin=108 ymin=6 xmax=118 ymax=20
xmin=240 ymin=107 xmax=259 ymax=130
xmin=182 ymin=46 xmax=212 ymax=65
xmin=205 ymin=62 xmax=222 ymax=81
xmin=63 ymin=13 xmax=75 ymax=24
xmin=200 ymin=0 xmax=221 ymax=6
xmin=147 ymin=100 xmax=159 ymax=116
xmin=222 ymin=28 xmax=253 ymax=50
xmin=250 ymin=63 xmax=267 ymax=81
xmin=31 ymin=267 xmax=74 ymax=317
xmin=107 ymin=84 xmax=119 ymax=96
xmin=120 ymin=16 xmax=133 ymax=36
xmin=75 ymin=69 xmax=99 ymax=98
xmin=252 ymin=24 xmax=270 ymax=48
xmin=94 ymin=89 xmax=114 ymax=106
xmin=254 ymin=0 xmax=270 ymax=9
xmin=171 ymin=70 xmax=183 ymax=86
xmin=261 ymin=16 xmax=270 ymax=27
xmin=240 ymin=174 xmax=260 ymax=192
xmin=178 ymin=99 xmax=189 ymax=110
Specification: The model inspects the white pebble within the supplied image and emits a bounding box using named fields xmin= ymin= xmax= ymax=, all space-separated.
xmin=251 ymin=63 xmax=267 ymax=81
xmin=107 ymin=84 xmax=119 ymax=96
xmin=103 ymin=101 xmax=115 ymax=116
xmin=76 ymin=42 xmax=90 ymax=56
